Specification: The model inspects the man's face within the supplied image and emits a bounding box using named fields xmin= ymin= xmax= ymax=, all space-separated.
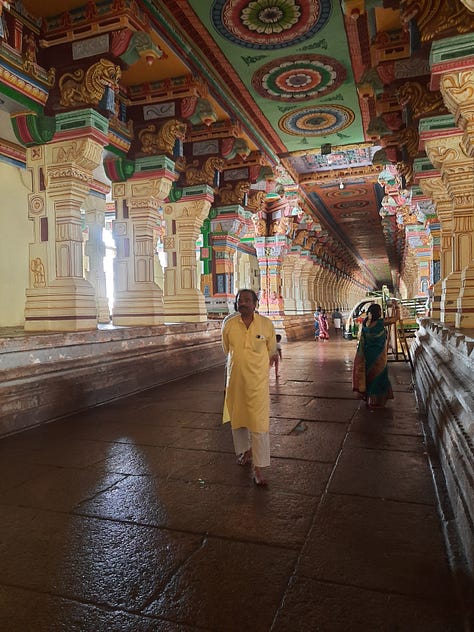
xmin=237 ymin=291 xmax=256 ymax=315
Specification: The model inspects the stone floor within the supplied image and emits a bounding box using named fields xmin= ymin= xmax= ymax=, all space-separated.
xmin=0 ymin=336 xmax=472 ymax=631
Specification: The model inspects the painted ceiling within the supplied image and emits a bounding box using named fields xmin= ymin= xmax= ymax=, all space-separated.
xmin=5 ymin=0 xmax=439 ymax=290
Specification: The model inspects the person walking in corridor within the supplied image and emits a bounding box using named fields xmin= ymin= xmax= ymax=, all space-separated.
xmin=319 ymin=309 xmax=330 ymax=340
xmin=352 ymin=301 xmax=400 ymax=409
xmin=274 ymin=334 xmax=283 ymax=378
xmin=222 ymin=289 xmax=278 ymax=485
xmin=332 ymin=307 xmax=343 ymax=336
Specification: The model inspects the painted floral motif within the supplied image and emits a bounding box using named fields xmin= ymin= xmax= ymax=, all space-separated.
xmin=252 ymin=54 xmax=346 ymax=101
xmin=212 ymin=0 xmax=331 ymax=50
xmin=279 ymin=106 xmax=355 ymax=137
xmin=241 ymin=0 xmax=300 ymax=35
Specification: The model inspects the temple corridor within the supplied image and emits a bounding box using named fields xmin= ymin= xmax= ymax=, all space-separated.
xmin=0 ymin=336 xmax=471 ymax=631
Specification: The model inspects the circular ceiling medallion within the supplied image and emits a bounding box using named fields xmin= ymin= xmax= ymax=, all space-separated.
xmin=252 ymin=55 xmax=346 ymax=100
xmin=279 ymin=105 xmax=355 ymax=136
xmin=211 ymin=0 xmax=331 ymax=50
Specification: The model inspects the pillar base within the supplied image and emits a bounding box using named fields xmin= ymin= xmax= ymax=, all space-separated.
xmin=440 ymin=271 xmax=462 ymax=325
xmin=24 ymin=280 xmax=98 ymax=332
xmin=430 ymin=279 xmax=443 ymax=321
xmin=456 ymin=262 xmax=474 ymax=328
xmin=164 ymin=291 xmax=208 ymax=323
xmin=112 ymin=288 xmax=164 ymax=326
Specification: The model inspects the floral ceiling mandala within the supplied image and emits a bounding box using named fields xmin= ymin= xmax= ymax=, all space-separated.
xmin=252 ymin=54 xmax=346 ymax=100
xmin=279 ymin=105 xmax=355 ymax=136
xmin=211 ymin=0 xmax=331 ymax=49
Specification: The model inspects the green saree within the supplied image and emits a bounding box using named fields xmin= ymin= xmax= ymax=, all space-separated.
xmin=352 ymin=318 xmax=394 ymax=408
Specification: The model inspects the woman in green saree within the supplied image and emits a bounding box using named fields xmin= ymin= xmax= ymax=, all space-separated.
xmin=352 ymin=301 xmax=400 ymax=409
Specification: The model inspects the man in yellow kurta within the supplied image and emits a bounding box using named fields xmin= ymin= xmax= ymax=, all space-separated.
xmin=222 ymin=289 xmax=278 ymax=485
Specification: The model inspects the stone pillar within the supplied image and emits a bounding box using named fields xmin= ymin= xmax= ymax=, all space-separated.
xmin=300 ymin=258 xmax=314 ymax=313
xmin=430 ymin=35 xmax=474 ymax=327
xmin=281 ymin=255 xmax=296 ymax=315
xmin=424 ymin=133 xmax=474 ymax=327
xmin=292 ymin=254 xmax=305 ymax=314
xmin=255 ymin=235 xmax=288 ymax=327
xmin=208 ymin=204 xmax=252 ymax=314
xmin=24 ymin=110 xmax=109 ymax=331
xmin=162 ymin=186 xmax=214 ymax=322
xmin=83 ymin=190 xmax=110 ymax=324
xmin=417 ymin=175 xmax=452 ymax=321
xmin=308 ymin=264 xmax=318 ymax=311
xmin=111 ymin=157 xmax=177 ymax=326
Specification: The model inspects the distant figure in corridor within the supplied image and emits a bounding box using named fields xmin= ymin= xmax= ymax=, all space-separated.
xmin=352 ymin=301 xmax=400 ymax=410
xmin=274 ymin=333 xmax=283 ymax=378
xmin=222 ymin=289 xmax=278 ymax=486
xmin=319 ymin=309 xmax=329 ymax=340
xmin=313 ymin=305 xmax=321 ymax=339
xmin=332 ymin=307 xmax=343 ymax=336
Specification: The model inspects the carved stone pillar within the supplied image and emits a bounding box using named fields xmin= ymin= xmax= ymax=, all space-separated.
xmin=308 ymin=264 xmax=318 ymax=311
xmin=209 ymin=203 xmax=252 ymax=314
xmin=281 ymin=255 xmax=296 ymax=315
xmin=293 ymin=255 xmax=306 ymax=314
xmin=83 ymin=190 xmax=110 ymax=324
xmin=255 ymin=235 xmax=288 ymax=326
xmin=111 ymin=157 xmax=177 ymax=326
xmin=433 ymin=43 xmax=474 ymax=326
xmin=417 ymin=175 xmax=452 ymax=321
xmin=317 ymin=265 xmax=330 ymax=309
xmin=162 ymin=186 xmax=214 ymax=322
xmin=24 ymin=110 xmax=109 ymax=331
xmin=424 ymin=134 xmax=474 ymax=327
xmin=299 ymin=258 xmax=313 ymax=313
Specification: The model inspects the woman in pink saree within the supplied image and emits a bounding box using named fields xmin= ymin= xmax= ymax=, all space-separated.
xmin=318 ymin=310 xmax=329 ymax=340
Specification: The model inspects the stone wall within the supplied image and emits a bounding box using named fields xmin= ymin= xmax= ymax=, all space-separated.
xmin=0 ymin=322 xmax=224 ymax=437
xmin=411 ymin=319 xmax=474 ymax=576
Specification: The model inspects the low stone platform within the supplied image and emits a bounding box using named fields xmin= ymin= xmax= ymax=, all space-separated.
xmin=0 ymin=336 xmax=471 ymax=631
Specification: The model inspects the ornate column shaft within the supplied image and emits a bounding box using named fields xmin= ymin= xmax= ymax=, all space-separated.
xmin=255 ymin=235 xmax=288 ymax=328
xmin=300 ymin=258 xmax=314 ymax=313
xmin=111 ymin=157 xmax=177 ymax=326
xmin=208 ymin=203 xmax=252 ymax=314
xmin=417 ymin=173 xmax=452 ymax=321
xmin=24 ymin=110 xmax=109 ymax=331
xmin=83 ymin=189 xmax=110 ymax=323
xmin=430 ymin=36 xmax=474 ymax=326
xmin=162 ymin=186 xmax=214 ymax=322
xmin=281 ymin=255 xmax=296 ymax=315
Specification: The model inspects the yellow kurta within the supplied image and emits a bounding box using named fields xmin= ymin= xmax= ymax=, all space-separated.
xmin=221 ymin=312 xmax=277 ymax=432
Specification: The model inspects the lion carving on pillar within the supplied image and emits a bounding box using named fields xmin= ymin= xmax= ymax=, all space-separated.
xmin=184 ymin=156 xmax=225 ymax=187
xmin=138 ymin=119 xmax=188 ymax=156
xmin=218 ymin=181 xmax=250 ymax=206
xmin=59 ymin=59 xmax=121 ymax=107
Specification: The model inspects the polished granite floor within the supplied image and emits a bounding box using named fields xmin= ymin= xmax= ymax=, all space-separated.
xmin=0 ymin=336 xmax=472 ymax=631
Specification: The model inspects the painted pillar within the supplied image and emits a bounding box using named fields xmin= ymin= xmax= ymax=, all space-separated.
xmin=416 ymin=168 xmax=452 ymax=321
xmin=111 ymin=156 xmax=177 ymax=326
xmin=23 ymin=109 xmax=109 ymax=331
xmin=83 ymin=188 xmax=110 ymax=323
xmin=254 ymin=235 xmax=288 ymax=328
xmin=429 ymin=35 xmax=474 ymax=327
xmin=162 ymin=185 xmax=214 ymax=322
xmin=209 ymin=204 xmax=252 ymax=314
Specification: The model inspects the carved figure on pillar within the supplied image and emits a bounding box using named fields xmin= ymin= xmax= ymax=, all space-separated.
xmin=59 ymin=59 xmax=122 ymax=108
xmin=138 ymin=119 xmax=188 ymax=156
xmin=217 ymin=181 xmax=250 ymax=206
xmin=184 ymin=156 xmax=225 ymax=187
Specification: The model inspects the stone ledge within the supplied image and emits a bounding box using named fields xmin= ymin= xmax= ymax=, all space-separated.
xmin=412 ymin=318 xmax=474 ymax=577
xmin=0 ymin=322 xmax=224 ymax=438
